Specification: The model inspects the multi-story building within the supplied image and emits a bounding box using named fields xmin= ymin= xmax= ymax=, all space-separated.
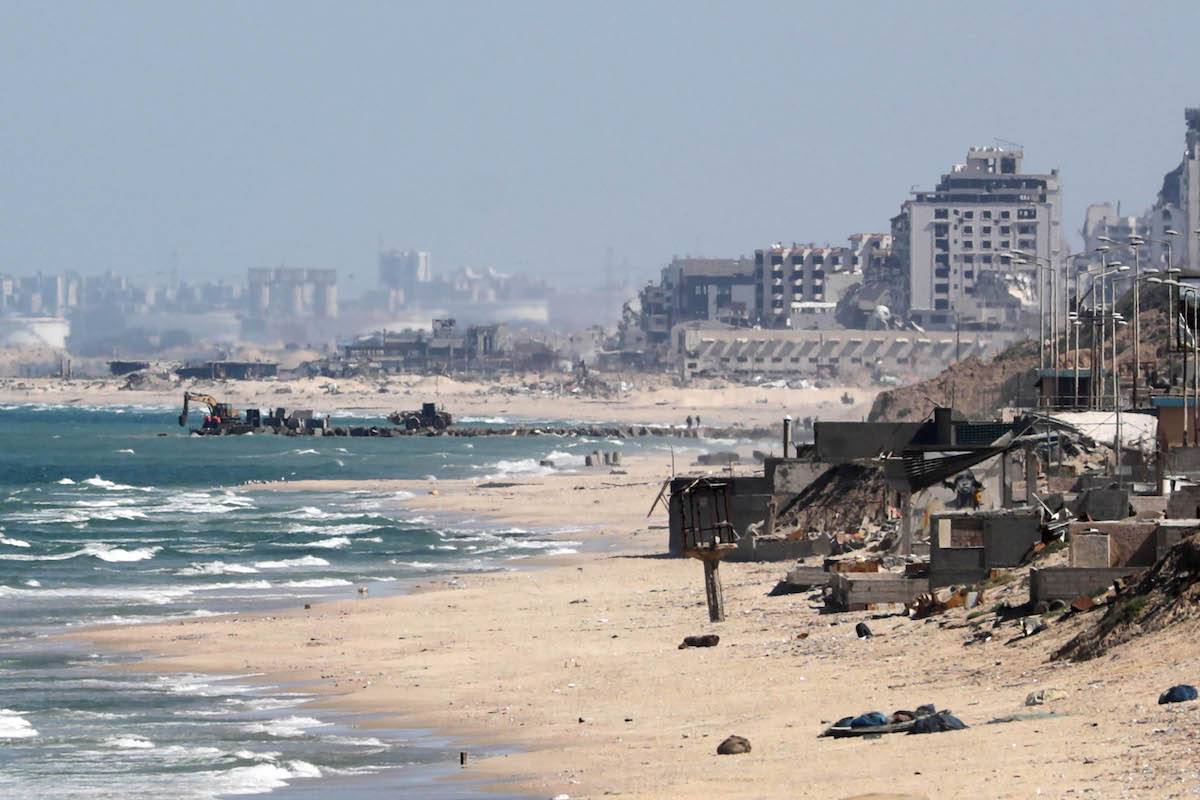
xmin=632 ymin=256 xmax=755 ymax=360
xmin=1150 ymin=108 xmax=1200 ymax=272
xmin=895 ymin=146 xmax=1062 ymax=330
xmin=378 ymin=249 xmax=431 ymax=308
xmin=246 ymin=267 xmax=338 ymax=320
xmin=754 ymin=234 xmax=891 ymax=328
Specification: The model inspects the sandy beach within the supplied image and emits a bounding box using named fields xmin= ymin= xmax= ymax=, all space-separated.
xmin=0 ymin=374 xmax=871 ymax=429
xmin=82 ymin=450 xmax=1200 ymax=799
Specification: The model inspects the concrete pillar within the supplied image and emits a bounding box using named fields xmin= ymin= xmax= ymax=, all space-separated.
xmin=899 ymin=492 xmax=912 ymax=557
xmin=1024 ymin=445 xmax=1039 ymax=505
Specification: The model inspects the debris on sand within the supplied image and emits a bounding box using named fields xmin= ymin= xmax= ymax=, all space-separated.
xmin=1054 ymin=534 xmax=1200 ymax=662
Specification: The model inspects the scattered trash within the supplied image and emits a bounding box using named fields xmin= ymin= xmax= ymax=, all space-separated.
xmin=820 ymin=704 xmax=956 ymax=738
xmin=1158 ymin=684 xmax=1198 ymax=705
xmin=987 ymin=710 xmax=1067 ymax=724
xmin=1025 ymin=688 xmax=1068 ymax=706
xmin=1019 ymin=617 xmax=1047 ymax=637
xmin=679 ymin=634 xmax=720 ymax=649
xmin=1069 ymin=595 xmax=1095 ymax=613
xmin=855 ymin=622 xmax=873 ymax=639
xmin=907 ymin=711 xmax=967 ymax=734
xmin=716 ymin=734 xmax=751 ymax=755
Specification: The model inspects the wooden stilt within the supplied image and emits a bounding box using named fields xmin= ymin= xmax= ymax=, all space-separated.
xmin=702 ymin=556 xmax=725 ymax=623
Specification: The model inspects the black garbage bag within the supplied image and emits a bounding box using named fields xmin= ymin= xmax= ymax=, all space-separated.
xmin=1158 ymin=684 xmax=1198 ymax=704
xmin=907 ymin=711 xmax=967 ymax=734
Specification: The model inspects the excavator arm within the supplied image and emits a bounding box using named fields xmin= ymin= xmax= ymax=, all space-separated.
xmin=179 ymin=392 xmax=220 ymax=427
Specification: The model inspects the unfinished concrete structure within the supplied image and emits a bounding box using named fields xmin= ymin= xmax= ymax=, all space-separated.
xmin=928 ymin=508 xmax=1041 ymax=587
xmin=673 ymin=323 xmax=1016 ymax=382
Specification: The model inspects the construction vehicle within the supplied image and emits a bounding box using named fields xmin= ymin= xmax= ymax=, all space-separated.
xmin=387 ymin=402 xmax=452 ymax=431
xmin=179 ymin=392 xmax=241 ymax=429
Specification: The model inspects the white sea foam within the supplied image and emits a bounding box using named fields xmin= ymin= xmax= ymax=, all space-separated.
xmin=204 ymin=760 xmax=322 ymax=795
xmin=459 ymin=415 xmax=508 ymax=424
xmin=176 ymin=561 xmax=260 ymax=576
xmin=280 ymin=578 xmax=352 ymax=588
xmin=291 ymin=449 xmax=320 ymax=455
xmin=56 ymin=477 xmax=76 ymax=485
xmin=285 ymin=523 xmax=379 ymax=536
xmin=0 ymin=536 xmax=31 ymax=548
xmin=193 ymin=580 xmax=273 ymax=592
xmin=232 ymin=749 xmax=282 ymax=761
xmin=116 ymin=448 xmax=136 ymax=455
xmin=0 ymin=709 xmax=38 ymax=739
xmin=484 ymin=458 xmax=554 ymax=478
xmin=0 ymin=585 xmax=192 ymax=604
xmin=253 ymin=556 xmax=330 ymax=570
xmin=286 ymin=536 xmax=350 ymax=549
xmin=0 ymin=543 xmax=161 ymax=562
xmin=23 ymin=579 xmax=40 ymax=587
xmin=85 ymin=543 xmax=161 ymax=562
xmin=103 ymin=734 xmax=155 ymax=749
xmin=82 ymin=475 xmax=152 ymax=492
xmin=243 ymin=715 xmax=330 ymax=738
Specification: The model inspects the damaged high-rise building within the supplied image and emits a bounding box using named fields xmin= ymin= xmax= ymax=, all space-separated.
xmin=893 ymin=146 xmax=1062 ymax=331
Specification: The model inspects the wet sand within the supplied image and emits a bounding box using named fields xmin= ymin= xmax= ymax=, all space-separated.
xmin=82 ymin=453 xmax=1200 ymax=799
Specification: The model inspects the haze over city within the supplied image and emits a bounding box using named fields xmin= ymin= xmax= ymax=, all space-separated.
xmin=4 ymin=0 xmax=1200 ymax=289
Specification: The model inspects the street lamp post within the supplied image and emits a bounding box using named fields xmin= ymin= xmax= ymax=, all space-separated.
xmin=1151 ymin=277 xmax=1198 ymax=446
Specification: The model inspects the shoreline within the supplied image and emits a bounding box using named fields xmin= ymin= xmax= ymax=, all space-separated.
xmin=73 ymin=452 xmax=1200 ymax=799
xmin=0 ymin=374 xmax=874 ymax=430
xmin=70 ymin=452 xmax=682 ymax=798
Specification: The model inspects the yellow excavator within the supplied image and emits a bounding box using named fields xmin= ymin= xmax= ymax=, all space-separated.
xmin=179 ymin=392 xmax=240 ymax=427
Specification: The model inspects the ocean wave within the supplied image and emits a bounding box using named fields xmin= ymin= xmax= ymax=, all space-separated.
xmin=203 ymin=760 xmax=322 ymax=796
xmin=291 ymin=448 xmax=320 ymax=455
xmin=116 ymin=448 xmax=136 ymax=455
xmin=0 ymin=543 xmax=161 ymax=563
xmin=86 ymin=543 xmax=162 ymax=562
xmin=0 ymin=585 xmax=193 ymax=604
xmin=458 ymin=415 xmax=508 ymax=424
xmin=56 ymin=477 xmax=76 ymax=485
xmin=253 ymin=555 xmax=330 ymax=569
xmin=82 ymin=475 xmax=153 ymax=492
xmin=285 ymin=536 xmax=351 ymax=549
xmin=176 ymin=561 xmax=260 ymax=576
xmin=285 ymin=523 xmax=380 ymax=536
xmin=0 ymin=536 xmax=31 ymax=548
xmin=103 ymin=734 xmax=155 ymax=749
xmin=242 ymin=715 xmax=330 ymax=738
xmin=0 ymin=709 xmax=38 ymax=739
xmin=279 ymin=578 xmax=352 ymax=588
xmin=483 ymin=458 xmax=555 ymax=478
xmin=193 ymin=580 xmax=273 ymax=592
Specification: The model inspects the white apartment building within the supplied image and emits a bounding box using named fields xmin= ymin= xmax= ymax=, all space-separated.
xmin=896 ymin=147 xmax=1062 ymax=330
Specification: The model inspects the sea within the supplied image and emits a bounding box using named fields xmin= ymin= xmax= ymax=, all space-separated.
xmin=0 ymin=403 xmax=709 ymax=799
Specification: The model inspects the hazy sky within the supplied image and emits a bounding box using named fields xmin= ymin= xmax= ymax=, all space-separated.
xmin=4 ymin=1 xmax=1200 ymax=292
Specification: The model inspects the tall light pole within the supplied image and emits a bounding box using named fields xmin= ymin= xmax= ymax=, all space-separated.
xmin=1151 ymin=277 xmax=1198 ymax=445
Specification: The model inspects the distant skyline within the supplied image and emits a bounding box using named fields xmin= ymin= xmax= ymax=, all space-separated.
xmin=3 ymin=1 xmax=1200 ymax=292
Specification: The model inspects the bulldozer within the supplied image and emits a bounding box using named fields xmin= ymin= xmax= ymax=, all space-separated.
xmin=179 ymin=392 xmax=241 ymax=428
xmin=387 ymin=402 xmax=452 ymax=431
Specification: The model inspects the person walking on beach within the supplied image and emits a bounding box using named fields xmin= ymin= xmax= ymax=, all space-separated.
xmin=686 ymin=415 xmax=694 ymax=430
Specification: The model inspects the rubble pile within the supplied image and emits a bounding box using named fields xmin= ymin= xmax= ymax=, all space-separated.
xmin=1054 ymin=533 xmax=1200 ymax=662
xmin=774 ymin=464 xmax=892 ymax=538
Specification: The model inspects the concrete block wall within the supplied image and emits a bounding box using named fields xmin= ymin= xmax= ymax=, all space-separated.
xmin=1166 ymin=486 xmax=1200 ymax=519
xmin=1068 ymin=521 xmax=1157 ymax=568
xmin=1030 ymin=566 xmax=1144 ymax=602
